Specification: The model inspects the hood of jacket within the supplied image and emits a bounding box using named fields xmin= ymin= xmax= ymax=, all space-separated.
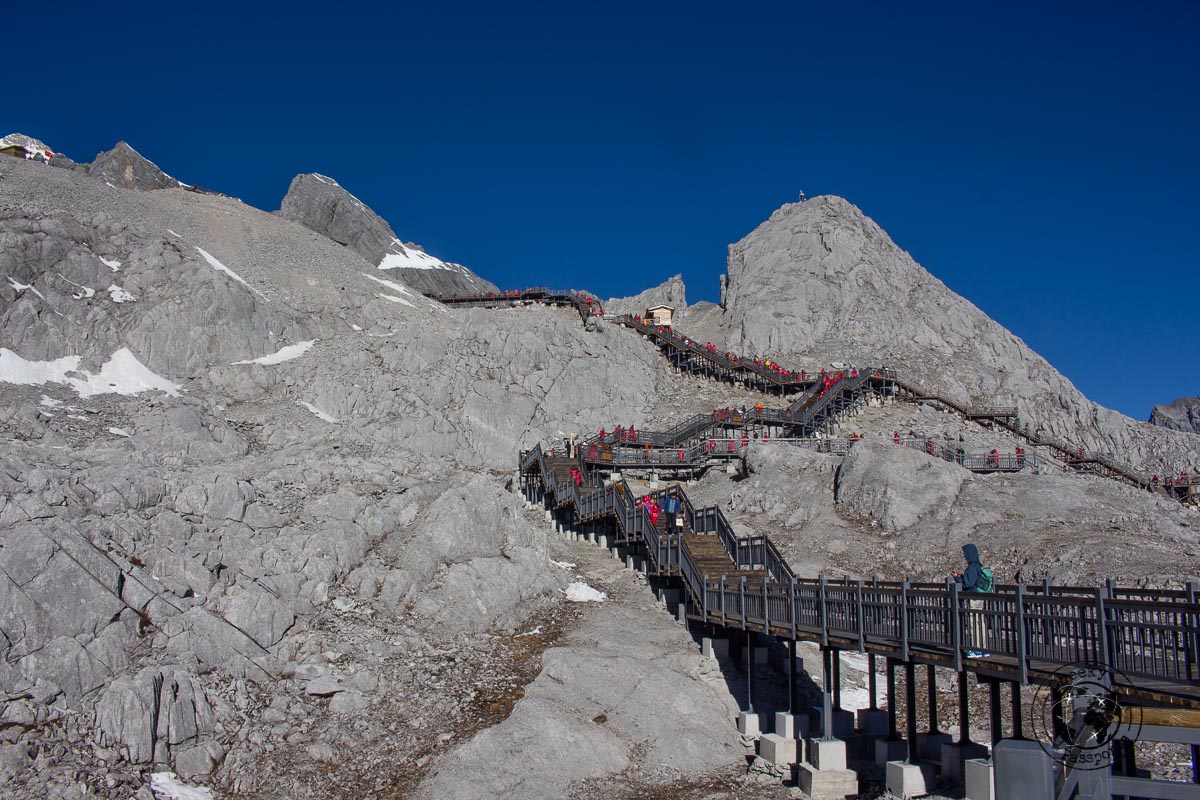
xmin=962 ymin=543 xmax=981 ymax=565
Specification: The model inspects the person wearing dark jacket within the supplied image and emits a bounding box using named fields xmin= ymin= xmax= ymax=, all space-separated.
xmin=953 ymin=543 xmax=989 ymax=657
xmin=953 ymin=543 xmax=984 ymax=591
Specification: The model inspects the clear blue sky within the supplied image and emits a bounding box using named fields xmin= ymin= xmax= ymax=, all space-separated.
xmin=6 ymin=1 xmax=1197 ymax=420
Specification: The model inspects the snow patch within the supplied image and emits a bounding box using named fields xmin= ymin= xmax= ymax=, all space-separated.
xmin=299 ymin=401 xmax=339 ymax=423
xmin=108 ymin=427 xmax=130 ymax=437
xmin=149 ymin=772 xmax=214 ymax=800
xmin=99 ymin=257 xmax=122 ymax=272
xmin=107 ymin=284 xmax=136 ymax=303
xmin=232 ymin=340 xmax=315 ymax=366
xmin=351 ymin=324 xmax=363 ymax=332
xmin=564 ymin=582 xmax=607 ymax=602
xmin=378 ymin=239 xmax=468 ymax=273
xmin=378 ymin=293 xmax=416 ymax=308
xmin=0 ymin=347 xmax=181 ymax=398
xmin=6 ymin=276 xmax=46 ymax=300
xmin=363 ymin=273 xmax=416 ymax=297
xmin=166 ymin=229 xmax=182 ymax=238
xmin=196 ymin=247 xmax=268 ymax=300
xmin=550 ymin=560 xmax=576 ymax=570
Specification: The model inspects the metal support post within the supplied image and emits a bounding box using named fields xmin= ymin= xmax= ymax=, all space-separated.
xmin=868 ymin=653 xmax=879 ymax=711
xmin=988 ymin=679 xmax=1002 ymax=748
xmin=927 ymin=664 xmax=939 ymax=733
xmin=1010 ymin=681 xmax=1024 ymax=739
xmin=958 ymin=670 xmax=971 ymax=744
xmin=746 ymin=630 xmax=756 ymax=714
xmin=788 ymin=639 xmax=798 ymax=714
xmin=822 ymin=646 xmax=834 ymax=741
xmin=887 ymin=660 xmax=900 ymax=741
xmin=905 ymin=661 xmax=918 ymax=762
xmin=832 ymin=648 xmax=842 ymax=710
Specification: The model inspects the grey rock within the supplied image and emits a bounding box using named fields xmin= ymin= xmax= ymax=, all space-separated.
xmin=835 ymin=439 xmax=970 ymax=533
xmin=172 ymin=740 xmax=225 ymax=780
xmin=1150 ymin=396 xmax=1200 ymax=435
xmin=604 ymin=273 xmax=687 ymax=318
xmin=303 ymin=676 xmax=343 ymax=696
xmin=278 ymin=173 xmax=497 ymax=297
xmin=328 ymin=689 xmax=368 ymax=714
xmin=96 ymin=666 xmax=214 ymax=763
xmin=86 ymin=142 xmax=183 ymax=191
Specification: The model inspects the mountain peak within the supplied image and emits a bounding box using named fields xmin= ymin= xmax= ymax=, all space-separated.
xmin=87 ymin=141 xmax=183 ymax=191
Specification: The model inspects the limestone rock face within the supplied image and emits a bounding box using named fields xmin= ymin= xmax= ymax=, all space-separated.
xmin=1151 ymin=396 xmax=1200 ymax=435
xmin=604 ymin=274 xmax=687 ymax=318
xmin=835 ymin=439 xmax=971 ymax=533
xmin=723 ymin=195 xmax=1199 ymax=474
xmin=278 ymin=173 xmax=497 ymax=297
xmin=87 ymin=141 xmax=183 ymax=191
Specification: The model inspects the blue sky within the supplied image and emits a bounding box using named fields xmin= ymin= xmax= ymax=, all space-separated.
xmin=5 ymin=1 xmax=1196 ymax=419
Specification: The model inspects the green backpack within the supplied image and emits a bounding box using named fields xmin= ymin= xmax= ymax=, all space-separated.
xmin=977 ymin=566 xmax=995 ymax=593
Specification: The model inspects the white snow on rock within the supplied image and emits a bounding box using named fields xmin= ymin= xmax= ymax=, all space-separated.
xmin=232 ymin=340 xmax=315 ymax=365
xmin=363 ymin=273 xmax=416 ymax=297
xmin=167 ymin=229 xmax=182 ymax=238
xmin=195 ymin=247 xmax=267 ymax=300
xmin=378 ymin=239 xmax=469 ymax=273
xmin=564 ymin=582 xmax=607 ymax=602
xmin=299 ymin=401 xmax=339 ymax=423
xmin=0 ymin=347 xmax=181 ymax=398
xmin=6 ymin=276 xmax=46 ymax=300
xmin=100 ymin=257 xmax=122 ymax=272
xmin=149 ymin=771 xmax=214 ymax=800
xmin=107 ymin=284 xmax=136 ymax=303
xmin=108 ymin=427 xmax=130 ymax=437
xmin=378 ymin=293 xmax=416 ymax=308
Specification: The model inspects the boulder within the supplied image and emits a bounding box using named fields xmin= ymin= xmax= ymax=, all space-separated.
xmin=835 ymin=439 xmax=970 ymax=532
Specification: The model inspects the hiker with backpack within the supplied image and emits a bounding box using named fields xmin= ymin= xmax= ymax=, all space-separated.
xmin=952 ymin=543 xmax=994 ymax=658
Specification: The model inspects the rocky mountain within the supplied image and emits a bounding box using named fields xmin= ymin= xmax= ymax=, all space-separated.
xmin=1151 ymin=396 xmax=1200 ymax=435
xmin=721 ymin=195 xmax=1199 ymax=475
xmin=2 ymin=149 xmax=1198 ymax=800
xmin=278 ymin=173 xmax=498 ymax=297
xmin=87 ymin=141 xmax=185 ymax=191
xmin=604 ymin=273 xmax=687 ymax=317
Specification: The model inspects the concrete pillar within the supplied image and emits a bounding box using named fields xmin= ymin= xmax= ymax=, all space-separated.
xmin=797 ymin=738 xmax=858 ymax=799
xmin=675 ymin=603 xmax=687 ymax=625
xmin=758 ymin=733 xmax=797 ymax=767
xmin=942 ymin=741 xmax=988 ymax=783
xmin=545 ymin=510 xmax=553 ymax=524
xmin=597 ymin=534 xmax=608 ymax=549
xmin=992 ymin=739 xmax=1055 ymax=800
xmin=625 ymin=554 xmax=636 ymax=570
xmin=886 ymin=760 xmax=934 ymax=798
xmin=701 ymin=638 xmax=728 ymax=661
xmin=737 ymin=711 xmax=761 ymax=739
xmin=965 ymin=757 xmax=996 ymax=800
xmin=587 ymin=531 xmax=596 ymax=544
xmin=774 ymin=712 xmax=809 ymax=739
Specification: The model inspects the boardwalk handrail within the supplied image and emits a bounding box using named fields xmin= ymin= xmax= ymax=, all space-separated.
xmin=522 ymin=439 xmax=1200 ymax=704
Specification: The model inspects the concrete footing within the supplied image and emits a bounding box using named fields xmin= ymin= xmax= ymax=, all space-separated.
xmin=916 ymin=731 xmax=953 ymax=762
xmin=675 ymin=604 xmax=687 ymax=625
xmin=597 ymin=534 xmax=609 ymax=549
xmin=737 ymin=712 xmax=761 ymax=739
xmin=758 ymin=733 xmax=798 ymax=766
xmin=993 ymin=739 xmax=1054 ymax=800
xmin=886 ymin=760 xmax=935 ymax=798
xmin=806 ymin=738 xmax=847 ymax=771
xmin=875 ymin=737 xmax=908 ymax=767
xmin=797 ymin=741 xmax=859 ymax=800
xmin=965 ymin=757 xmax=995 ymax=800
xmin=942 ymin=741 xmax=988 ymax=783
xmin=701 ymin=638 xmax=728 ymax=661
xmin=625 ymin=555 xmax=635 ymax=570
xmin=774 ymin=712 xmax=808 ymax=739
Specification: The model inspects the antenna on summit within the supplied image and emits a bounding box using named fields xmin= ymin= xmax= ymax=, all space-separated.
xmin=798 ymin=190 xmax=807 ymax=201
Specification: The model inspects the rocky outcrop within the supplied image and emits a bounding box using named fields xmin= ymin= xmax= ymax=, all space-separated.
xmin=722 ymin=195 xmax=1200 ymax=474
xmin=1151 ymin=396 xmax=1200 ymax=435
xmin=604 ymin=274 xmax=687 ymax=318
xmin=835 ymin=439 xmax=971 ymax=533
xmin=278 ymin=173 xmax=497 ymax=297
xmin=87 ymin=141 xmax=183 ymax=191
